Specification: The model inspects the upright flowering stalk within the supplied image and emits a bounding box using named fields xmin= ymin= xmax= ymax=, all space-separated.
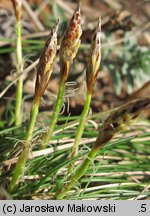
xmin=68 ymin=19 xmax=101 ymax=172
xmin=86 ymin=18 xmax=101 ymax=94
xmin=8 ymin=22 xmax=58 ymax=192
xmin=11 ymin=0 xmax=23 ymax=126
xmin=53 ymin=97 xmax=150 ymax=199
xmin=41 ymin=5 xmax=82 ymax=149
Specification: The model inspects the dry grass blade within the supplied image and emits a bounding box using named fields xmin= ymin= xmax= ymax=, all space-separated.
xmin=22 ymin=0 xmax=44 ymax=31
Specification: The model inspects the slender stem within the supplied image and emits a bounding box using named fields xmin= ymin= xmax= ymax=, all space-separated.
xmin=41 ymin=78 xmax=65 ymax=149
xmin=15 ymin=20 xmax=23 ymax=126
xmin=53 ymin=147 xmax=97 ymax=200
xmin=26 ymin=101 xmax=39 ymax=142
xmin=8 ymin=101 xmax=39 ymax=192
xmin=68 ymin=93 xmax=91 ymax=172
xmin=7 ymin=141 xmax=30 ymax=193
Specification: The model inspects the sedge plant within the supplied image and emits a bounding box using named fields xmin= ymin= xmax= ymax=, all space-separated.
xmin=41 ymin=5 xmax=82 ymax=149
xmin=53 ymin=97 xmax=150 ymax=199
xmin=68 ymin=18 xmax=101 ymax=172
xmin=11 ymin=0 xmax=23 ymax=126
xmin=7 ymin=21 xmax=59 ymax=192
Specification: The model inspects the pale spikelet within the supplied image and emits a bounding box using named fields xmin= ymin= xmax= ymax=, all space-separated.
xmin=34 ymin=21 xmax=59 ymax=102
xmin=60 ymin=5 xmax=82 ymax=79
xmin=93 ymin=97 xmax=150 ymax=150
xmin=11 ymin=0 xmax=22 ymax=21
xmin=86 ymin=18 xmax=101 ymax=93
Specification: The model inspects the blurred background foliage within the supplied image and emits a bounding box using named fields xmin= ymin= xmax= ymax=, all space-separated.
xmin=0 ymin=0 xmax=150 ymax=200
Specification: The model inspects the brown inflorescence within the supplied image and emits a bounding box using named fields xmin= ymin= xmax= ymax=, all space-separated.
xmin=34 ymin=21 xmax=59 ymax=103
xmin=11 ymin=0 xmax=22 ymax=21
xmin=86 ymin=18 xmax=101 ymax=93
xmin=60 ymin=5 xmax=82 ymax=79
xmin=93 ymin=97 xmax=150 ymax=150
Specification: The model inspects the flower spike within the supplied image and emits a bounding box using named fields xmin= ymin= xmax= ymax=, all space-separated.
xmin=86 ymin=18 xmax=101 ymax=93
xmin=11 ymin=0 xmax=22 ymax=21
xmin=60 ymin=5 xmax=82 ymax=79
xmin=35 ymin=20 xmax=59 ymax=103
xmin=93 ymin=97 xmax=150 ymax=150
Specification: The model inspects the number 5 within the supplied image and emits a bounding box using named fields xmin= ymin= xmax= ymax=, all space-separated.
xmin=141 ymin=204 xmax=146 ymax=212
